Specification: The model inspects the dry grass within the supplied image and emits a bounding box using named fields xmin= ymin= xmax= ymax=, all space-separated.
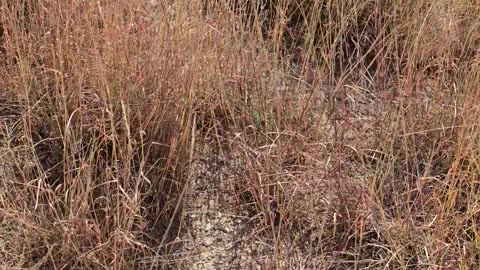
xmin=1 ymin=0 xmax=479 ymax=269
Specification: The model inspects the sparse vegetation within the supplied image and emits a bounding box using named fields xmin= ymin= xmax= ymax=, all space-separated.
xmin=1 ymin=0 xmax=479 ymax=269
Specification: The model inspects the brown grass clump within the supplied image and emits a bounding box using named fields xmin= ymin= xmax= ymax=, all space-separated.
xmin=1 ymin=0 xmax=480 ymax=269
xmin=0 ymin=0 xmax=198 ymax=268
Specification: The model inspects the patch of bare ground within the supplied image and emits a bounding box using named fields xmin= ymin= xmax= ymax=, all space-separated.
xmin=180 ymin=135 xmax=330 ymax=269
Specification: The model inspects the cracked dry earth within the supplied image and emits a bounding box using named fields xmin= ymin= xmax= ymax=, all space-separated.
xmin=178 ymin=143 xmax=264 ymax=269
xmin=177 ymin=139 xmax=328 ymax=270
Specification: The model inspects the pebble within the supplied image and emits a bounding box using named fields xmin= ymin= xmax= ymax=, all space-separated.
xmin=204 ymin=237 xmax=213 ymax=246
xmin=205 ymin=222 xmax=213 ymax=231
xmin=223 ymin=226 xmax=233 ymax=233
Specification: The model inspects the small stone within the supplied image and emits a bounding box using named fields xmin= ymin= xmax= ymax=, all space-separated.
xmin=209 ymin=199 xmax=215 ymax=208
xmin=205 ymin=222 xmax=213 ymax=231
xmin=222 ymin=226 xmax=232 ymax=233
xmin=204 ymin=237 xmax=213 ymax=246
